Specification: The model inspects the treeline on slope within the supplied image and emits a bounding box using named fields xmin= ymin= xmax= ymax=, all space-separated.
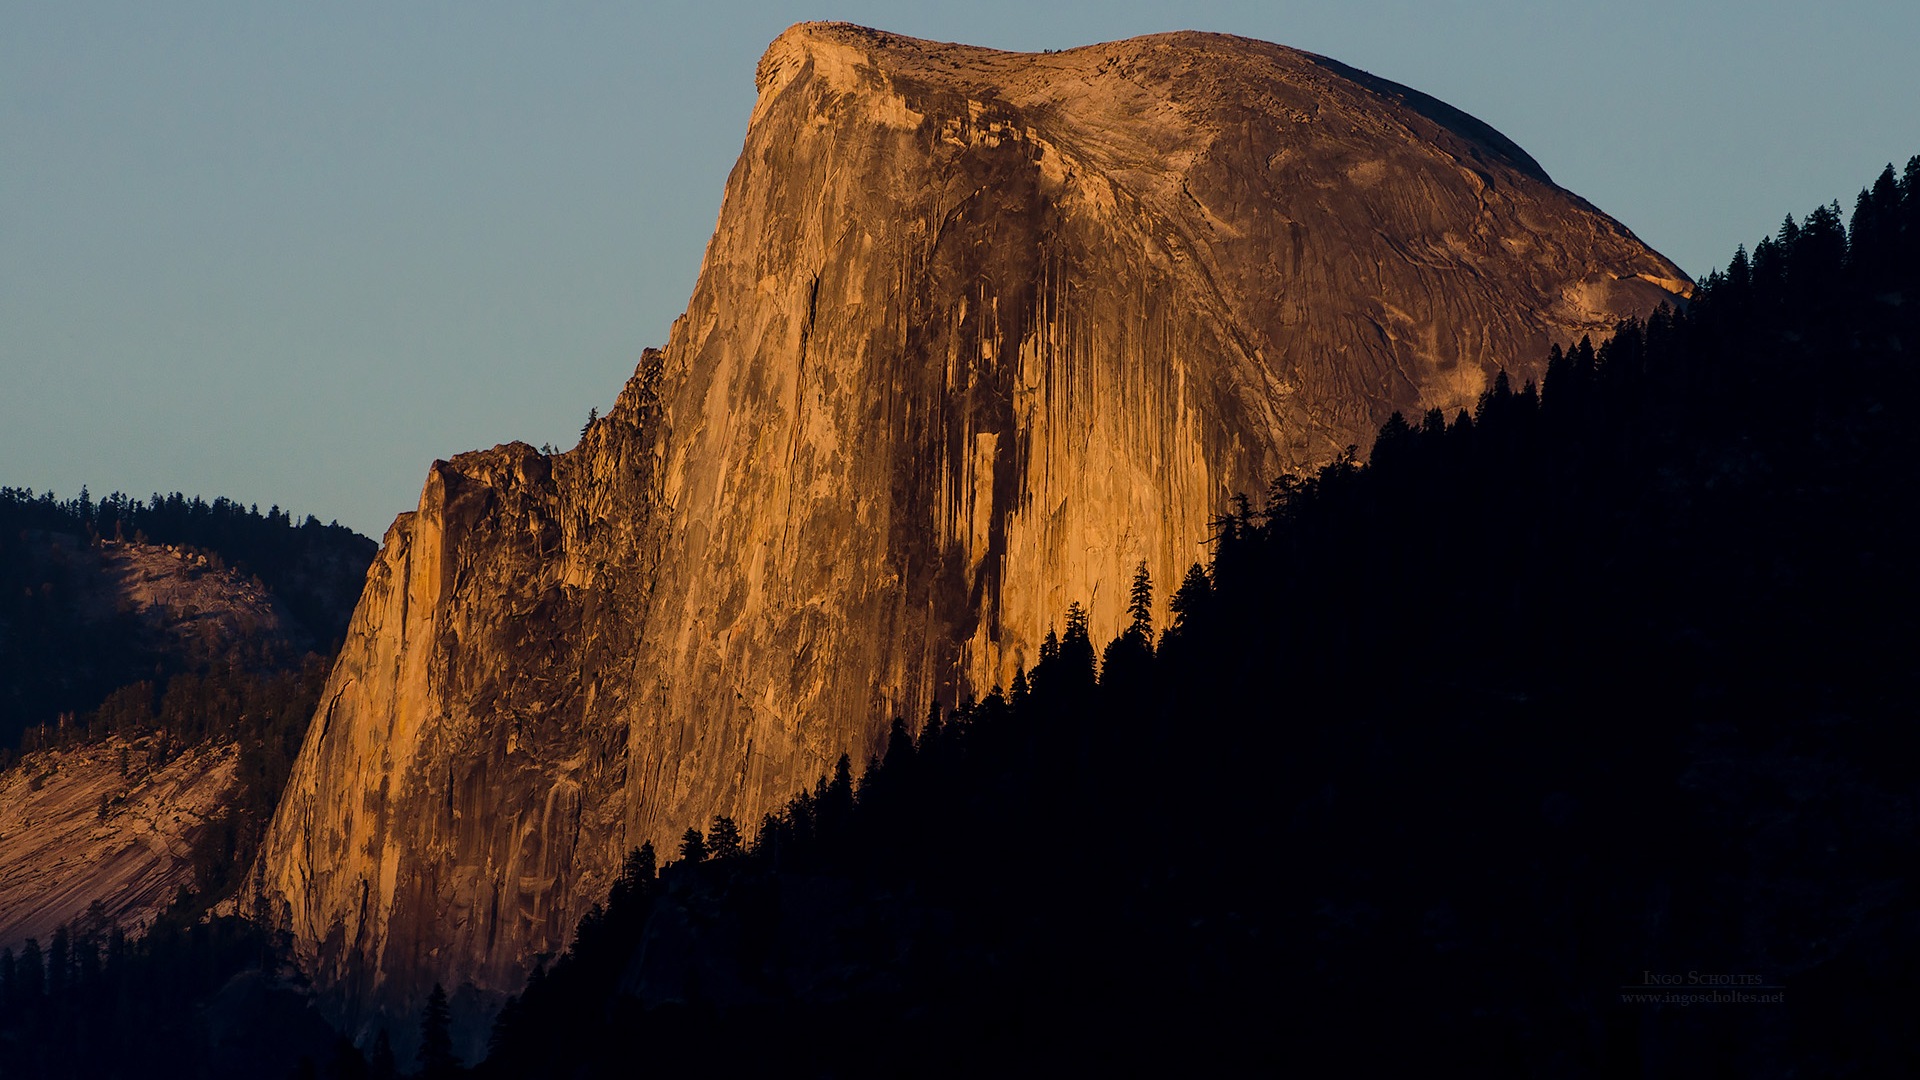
xmin=6 ymin=157 xmax=1918 ymax=1079
xmin=98 ymin=656 xmax=334 ymax=903
xmin=419 ymin=157 xmax=1920 ymax=1077
xmin=0 ymin=912 xmax=339 ymax=1079
xmin=1 ymin=658 xmax=335 ymax=943
xmin=0 ymin=488 xmax=374 ymax=647
xmin=0 ymin=487 xmax=375 ymax=751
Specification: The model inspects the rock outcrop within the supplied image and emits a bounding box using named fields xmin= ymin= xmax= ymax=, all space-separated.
xmin=0 ymin=736 xmax=238 ymax=948
xmin=255 ymin=22 xmax=1688 ymax=1035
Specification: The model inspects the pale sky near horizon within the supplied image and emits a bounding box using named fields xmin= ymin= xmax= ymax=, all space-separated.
xmin=5 ymin=2 xmax=1918 ymax=537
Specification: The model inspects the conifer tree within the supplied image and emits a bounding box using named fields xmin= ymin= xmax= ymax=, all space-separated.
xmin=369 ymin=1029 xmax=397 ymax=1080
xmin=1059 ymin=602 xmax=1097 ymax=687
xmin=17 ymin=938 xmax=43 ymax=1004
xmin=1126 ymin=562 xmax=1154 ymax=645
xmin=1372 ymin=410 xmax=1415 ymax=466
xmin=884 ymin=715 xmax=916 ymax=771
xmin=417 ymin=983 xmax=456 ymax=1078
xmin=1169 ymin=563 xmax=1211 ymax=635
xmin=614 ymin=842 xmax=656 ymax=905
xmin=680 ymin=827 xmax=708 ymax=864
xmin=708 ymin=816 xmax=742 ymax=859
xmin=919 ymin=699 xmax=944 ymax=760
xmin=826 ymin=754 xmax=855 ymax=815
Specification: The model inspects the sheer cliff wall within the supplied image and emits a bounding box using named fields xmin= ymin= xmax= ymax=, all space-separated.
xmin=256 ymin=22 xmax=1687 ymax=1032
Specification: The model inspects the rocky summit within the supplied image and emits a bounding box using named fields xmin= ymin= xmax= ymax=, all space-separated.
xmin=255 ymin=22 xmax=1687 ymax=1034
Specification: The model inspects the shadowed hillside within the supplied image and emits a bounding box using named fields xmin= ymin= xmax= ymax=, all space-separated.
xmin=0 ymin=489 xmax=374 ymax=753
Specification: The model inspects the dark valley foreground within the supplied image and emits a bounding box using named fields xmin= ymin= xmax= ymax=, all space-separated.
xmin=2 ymin=22 xmax=1917 ymax=1080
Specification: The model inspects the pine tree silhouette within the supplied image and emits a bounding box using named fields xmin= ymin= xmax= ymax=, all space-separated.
xmin=417 ymin=983 xmax=456 ymax=1079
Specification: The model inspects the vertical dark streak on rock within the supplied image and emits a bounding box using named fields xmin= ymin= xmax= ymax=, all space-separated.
xmin=485 ymin=882 xmax=499 ymax=955
xmin=395 ymin=530 xmax=412 ymax=651
xmin=318 ymin=685 xmax=346 ymax=744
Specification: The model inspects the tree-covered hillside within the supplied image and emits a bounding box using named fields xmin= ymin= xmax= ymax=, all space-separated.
xmin=0 ymin=488 xmax=375 ymax=752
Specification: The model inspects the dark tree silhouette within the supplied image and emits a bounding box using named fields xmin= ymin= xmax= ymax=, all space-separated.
xmin=369 ymin=1030 xmax=398 ymax=1080
xmin=9 ymin=149 xmax=1920 ymax=1080
xmin=707 ymin=816 xmax=742 ymax=859
xmin=679 ymin=827 xmax=708 ymax=864
xmin=417 ymin=983 xmax=457 ymax=1078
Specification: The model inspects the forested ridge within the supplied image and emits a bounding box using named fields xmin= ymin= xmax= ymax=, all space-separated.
xmin=2 ymin=157 xmax=1916 ymax=1078
xmin=0 ymin=488 xmax=369 ymax=634
xmin=0 ymin=488 xmax=375 ymax=753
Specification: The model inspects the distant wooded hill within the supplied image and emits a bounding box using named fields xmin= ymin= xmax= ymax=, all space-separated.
xmin=0 ymin=488 xmax=374 ymax=752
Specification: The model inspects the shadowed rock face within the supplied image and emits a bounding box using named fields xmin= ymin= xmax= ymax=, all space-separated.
xmin=255 ymin=22 xmax=1687 ymax=1035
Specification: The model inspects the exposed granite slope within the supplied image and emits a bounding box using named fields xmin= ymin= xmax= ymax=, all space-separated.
xmin=0 ymin=736 xmax=238 ymax=948
xmin=256 ymin=22 xmax=1687 ymax=1034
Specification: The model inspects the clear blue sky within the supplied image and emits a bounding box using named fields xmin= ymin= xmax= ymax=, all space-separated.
xmin=5 ymin=2 xmax=1917 ymax=537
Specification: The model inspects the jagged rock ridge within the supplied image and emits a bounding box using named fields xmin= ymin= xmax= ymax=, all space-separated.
xmin=255 ymin=22 xmax=1687 ymax=1036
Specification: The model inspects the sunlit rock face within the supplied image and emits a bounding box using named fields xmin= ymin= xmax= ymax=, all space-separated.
xmin=255 ymin=22 xmax=1687 ymax=1035
xmin=0 ymin=736 xmax=238 ymax=950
